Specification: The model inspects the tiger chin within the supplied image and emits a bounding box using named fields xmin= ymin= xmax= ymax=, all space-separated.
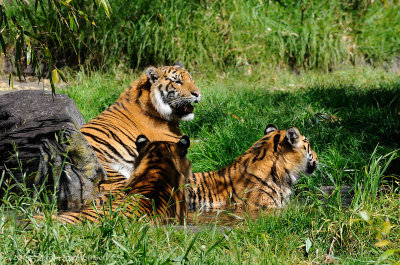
xmin=50 ymin=135 xmax=192 ymax=224
xmin=186 ymin=124 xmax=318 ymax=212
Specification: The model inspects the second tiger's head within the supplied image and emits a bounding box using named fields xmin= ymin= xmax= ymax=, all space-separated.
xmin=134 ymin=134 xmax=192 ymax=180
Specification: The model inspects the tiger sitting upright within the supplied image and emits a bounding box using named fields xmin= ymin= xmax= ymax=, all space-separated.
xmin=186 ymin=124 xmax=318 ymax=211
xmin=80 ymin=63 xmax=200 ymax=194
xmin=55 ymin=135 xmax=191 ymax=224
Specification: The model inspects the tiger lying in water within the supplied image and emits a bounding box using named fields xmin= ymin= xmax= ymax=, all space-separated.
xmin=186 ymin=124 xmax=318 ymax=211
xmin=54 ymin=135 xmax=191 ymax=224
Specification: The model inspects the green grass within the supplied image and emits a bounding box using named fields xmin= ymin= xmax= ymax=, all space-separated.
xmin=84 ymin=0 xmax=400 ymax=71
xmin=1 ymin=66 xmax=400 ymax=263
xmin=4 ymin=0 xmax=400 ymax=72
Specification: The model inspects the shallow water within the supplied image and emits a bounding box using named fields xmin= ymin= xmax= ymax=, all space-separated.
xmin=186 ymin=209 xmax=266 ymax=226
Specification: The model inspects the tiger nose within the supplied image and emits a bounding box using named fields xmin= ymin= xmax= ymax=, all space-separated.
xmin=191 ymin=90 xmax=200 ymax=97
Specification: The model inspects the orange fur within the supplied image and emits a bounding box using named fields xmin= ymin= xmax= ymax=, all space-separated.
xmin=186 ymin=125 xmax=318 ymax=211
xmin=54 ymin=136 xmax=191 ymax=224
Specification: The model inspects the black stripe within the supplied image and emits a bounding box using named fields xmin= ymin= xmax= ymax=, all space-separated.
xmin=204 ymin=172 xmax=213 ymax=211
xmin=59 ymin=214 xmax=80 ymax=223
xmin=227 ymin=165 xmax=240 ymax=200
xmin=198 ymin=172 xmax=207 ymax=209
xmin=271 ymin=164 xmax=278 ymax=185
xmin=82 ymin=132 xmax=131 ymax=163
xmin=252 ymin=147 xmax=267 ymax=163
xmin=135 ymin=88 xmax=143 ymax=102
xmin=165 ymin=133 xmax=181 ymax=140
xmin=273 ymin=134 xmax=280 ymax=152
xmin=257 ymin=188 xmax=279 ymax=207
xmin=244 ymin=169 xmax=279 ymax=196
xmin=208 ymin=171 xmax=219 ymax=209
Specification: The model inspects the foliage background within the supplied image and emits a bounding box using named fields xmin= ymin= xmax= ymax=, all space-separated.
xmin=1 ymin=0 xmax=400 ymax=74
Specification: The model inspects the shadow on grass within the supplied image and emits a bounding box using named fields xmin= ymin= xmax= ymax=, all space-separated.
xmin=305 ymin=84 xmax=400 ymax=148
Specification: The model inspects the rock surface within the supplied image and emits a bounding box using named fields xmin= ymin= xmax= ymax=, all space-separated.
xmin=0 ymin=90 xmax=106 ymax=210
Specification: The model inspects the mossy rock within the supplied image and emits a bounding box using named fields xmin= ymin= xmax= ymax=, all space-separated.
xmin=0 ymin=90 xmax=106 ymax=210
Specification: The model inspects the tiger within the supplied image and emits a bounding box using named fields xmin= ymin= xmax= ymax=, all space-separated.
xmin=80 ymin=63 xmax=200 ymax=194
xmin=53 ymin=135 xmax=191 ymax=224
xmin=186 ymin=124 xmax=318 ymax=211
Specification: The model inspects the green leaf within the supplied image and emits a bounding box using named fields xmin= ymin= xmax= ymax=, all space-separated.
xmin=178 ymin=233 xmax=199 ymax=264
xmin=97 ymin=0 xmax=112 ymax=18
xmin=112 ymin=239 xmax=129 ymax=253
xmin=377 ymin=249 xmax=400 ymax=264
xmin=374 ymin=240 xmax=390 ymax=247
xmin=172 ymin=255 xmax=185 ymax=264
xmin=52 ymin=69 xmax=59 ymax=84
xmin=137 ymin=225 xmax=149 ymax=245
xmin=0 ymin=32 xmax=6 ymax=56
xmin=57 ymin=69 xmax=67 ymax=83
xmin=26 ymin=47 xmax=31 ymax=66
xmin=26 ymin=36 xmax=32 ymax=66
xmin=381 ymin=220 xmax=391 ymax=236
xmin=24 ymin=8 xmax=38 ymax=34
xmin=69 ymin=14 xmax=76 ymax=31
xmin=205 ymin=232 xmax=229 ymax=256
xmin=305 ymin=238 xmax=312 ymax=254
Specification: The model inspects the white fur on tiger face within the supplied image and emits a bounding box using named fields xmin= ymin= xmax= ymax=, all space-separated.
xmin=147 ymin=63 xmax=201 ymax=122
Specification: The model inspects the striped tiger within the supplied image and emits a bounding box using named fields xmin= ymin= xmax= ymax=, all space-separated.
xmin=186 ymin=124 xmax=318 ymax=211
xmin=80 ymin=63 xmax=200 ymax=195
xmin=54 ymin=135 xmax=191 ymax=224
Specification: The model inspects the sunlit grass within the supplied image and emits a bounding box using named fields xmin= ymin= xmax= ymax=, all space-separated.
xmin=1 ymin=66 xmax=399 ymax=263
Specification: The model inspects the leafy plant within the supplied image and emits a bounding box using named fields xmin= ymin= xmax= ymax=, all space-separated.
xmin=0 ymin=0 xmax=111 ymax=93
xmin=2 ymin=0 xmax=400 ymax=80
xmin=353 ymin=211 xmax=400 ymax=265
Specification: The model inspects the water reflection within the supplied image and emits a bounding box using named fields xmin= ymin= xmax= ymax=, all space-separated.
xmin=186 ymin=209 xmax=270 ymax=226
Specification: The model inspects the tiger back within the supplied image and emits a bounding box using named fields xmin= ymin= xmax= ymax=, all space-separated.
xmin=54 ymin=135 xmax=191 ymax=224
xmin=187 ymin=124 xmax=318 ymax=211
xmin=80 ymin=63 xmax=200 ymax=194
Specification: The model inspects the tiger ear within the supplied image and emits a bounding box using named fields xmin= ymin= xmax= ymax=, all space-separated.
xmin=145 ymin=66 xmax=160 ymax=84
xmin=176 ymin=135 xmax=190 ymax=157
xmin=136 ymin=135 xmax=150 ymax=153
xmin=286 ymin=127 xmax=301 ymax=147
xmin=264 ymin=124 xmax=278 ymax=135
xmin=173 ymin=62 xmax=184 ymax=69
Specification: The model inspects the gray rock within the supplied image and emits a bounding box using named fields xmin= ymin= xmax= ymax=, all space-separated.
xmin=318 ymin=185 xmax=353 ymax=207
xmin=0 ymin=90 xmax=106 ymax=211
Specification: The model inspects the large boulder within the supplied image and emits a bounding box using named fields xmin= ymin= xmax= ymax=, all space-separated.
xmin=0 ymin=90 xmax=106 ymax=211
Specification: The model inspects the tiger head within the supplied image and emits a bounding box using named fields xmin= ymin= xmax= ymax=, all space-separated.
xmin=145 ymin=63 xmax=201 ymax=122
xmin=133 ymin=134 xmax=192 ymax=181
xmin=264 ymin=124 xmax=318 ymax=182
xmin=245 ymin=124 xmax=318 ymax=186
